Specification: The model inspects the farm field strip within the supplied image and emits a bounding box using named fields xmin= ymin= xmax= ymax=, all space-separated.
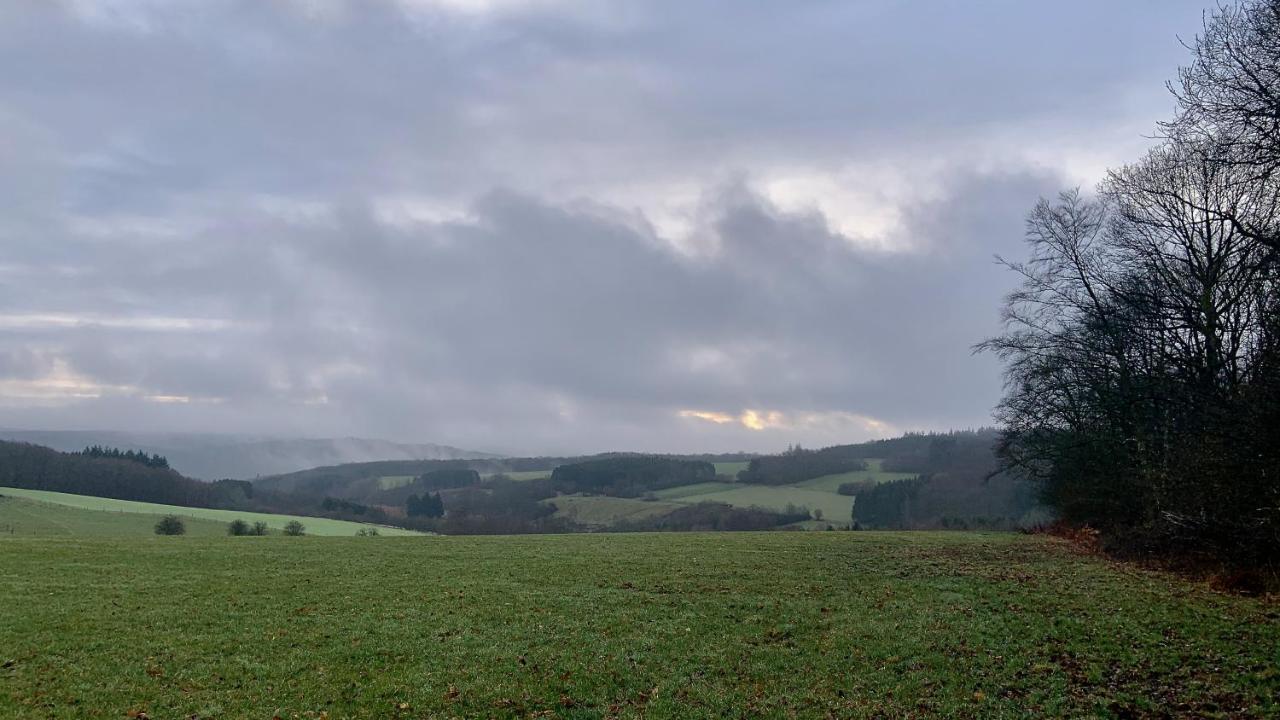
xmin=0 ymin=487 xmax=422 ymax=536
xmin=0 ymin=532 xmax=1272 ymax=719
xmin=0 ymin=495 xmax=231 ymax=537
xmin=548 ymin=494 xmax=681 ymax=526
xmin=376 ymin=475 xmax=416 ymax=490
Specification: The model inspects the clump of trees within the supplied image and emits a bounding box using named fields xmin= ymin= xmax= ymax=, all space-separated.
xmin=551 ymin=457 xmax=715 ymax=497
xmin=980 ymin=0 xmax=1280 ymax=564
xmin=414 ymin=468 xmax=481 ymax=491
xmin=737 ymin=445 xmax=868 ymax=485
xmin=154 ymin=515 xmax=185 ymax=535
xmin=0 ymin=441 xmax=215 ymax=507
xmin=77 ymin=445 xmax=169 ymax=469
xmin=405 ymin=492 xmax=445 ymax=518
xmin=228 ymin=519 xmax=269 ymax=536
xmin=846 ymin=433 xmax=1038 ymax=530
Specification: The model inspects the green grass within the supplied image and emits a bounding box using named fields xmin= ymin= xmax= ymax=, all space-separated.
xmin=650 ymin=482 xmax=738 ymax=500
xmin=549 ymin=494 xmax=682 ymax=526
xmin=377 ymin=475 xmax=417 ymax=490
xmin=0 ymin=532 xmax=1274 ymax=718
xmin=0 ymin=487 xmax=421 ymax=537
xmin=0 ymin=495 xmax=233 ymax=537
xmin=712 ymin=461 xmax=750 ymax=477
xmin=684 ymin=485 xmax=852 ymax=523
xmin=795 ymin=458 xmax=917 ymax=493
xmin=491 ymin=470 xmax=554 ymax=481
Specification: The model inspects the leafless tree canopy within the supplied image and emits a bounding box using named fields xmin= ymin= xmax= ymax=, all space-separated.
xmin=981 ymin=0 xmax=1280 ymax=562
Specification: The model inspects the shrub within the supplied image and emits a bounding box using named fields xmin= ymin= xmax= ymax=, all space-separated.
xmin=283 ymin=520 xmax=306 ymax=536
xmin=355 ymin=527 xmax=380 ymax=537
xmin=154 ymin=515 xmax=185 ymax=535
xmin=251 ymin=521 xmax=269 ymax=536
xmin=228 ymin=519 xmax=250 ymax=536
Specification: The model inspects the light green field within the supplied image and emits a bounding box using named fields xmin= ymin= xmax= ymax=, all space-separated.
xmin=377 ymin=475 xmax=417 ymax=490
xmin=0 ymin=487 xmax=422 ymax=536
xmin=0 ymin=495 xmax=232 ymax=537
xmin=0 ymin=532 xmax=1274 ymax=718
xmin=712 ymin=461 xmax=750 ymax=477
xmin=490 ymin=470 xmax=554 ymax=481
xmin=794 ymin=458 xmax=916 ymax=492
xmin=684 ymin=485 xmax=852 ymax=522
xmin=651 ymin=481 xmax=739 ymax=500
xmin=549 ymin=494 xmax=682 ymax=526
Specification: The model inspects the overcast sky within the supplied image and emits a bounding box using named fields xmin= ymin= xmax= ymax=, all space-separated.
xmin=0 ymin=0 xmax=1210 ymax=454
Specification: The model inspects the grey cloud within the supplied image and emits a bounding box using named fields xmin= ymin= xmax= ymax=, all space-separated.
xmin=0 ymin=0 xmax=1208 ymax=452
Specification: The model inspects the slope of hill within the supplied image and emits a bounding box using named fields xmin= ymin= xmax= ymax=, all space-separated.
xmin=0 ymin=494 xmax=231 ymax=537
xmin=0 ymin=430 xmax=497 ymax=480
xmin=0 ymin=487 xmax=422 ymax=536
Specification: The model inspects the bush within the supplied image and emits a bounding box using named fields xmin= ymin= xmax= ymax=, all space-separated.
xmin=355 ymin=527 xmax=380 ymax=537
xmin=154 ymin=515 xmax=185 ymax=535
xmin=228 ymin=519 xmax=250 ymax=536
xmin=251 ymin=521 xmax=269 ymax=536
xmin=283 ymin=520 xmax=306 ymax=536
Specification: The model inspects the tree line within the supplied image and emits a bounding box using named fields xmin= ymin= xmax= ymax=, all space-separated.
xmin=76 ymin=446 xmax=170 ymax=469
xmin=980 ymin=0 xmax=1279 ymax=563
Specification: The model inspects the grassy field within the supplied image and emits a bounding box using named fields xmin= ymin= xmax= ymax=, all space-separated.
xmin=681 ymin=484 xmax=854 ymax=522
xmin=0 ymin=495 xmax=232 ymax=537
xmin=712 ymin=461 xmax=750 ymax=477
xmin=550 ymin=494 xmax=682 ymax=526
xmin=0 ymin=487 xmax=421 ymax=537
xmin=495 ymin=471 xmax=554 ymax=481
xmin=650 ymin=482 xmax=738 ymax=500
xmin=377 ymin=475 xmax=417 ymax=490
xmin=0 ymin=532 xmax=1274 ymax=718
xmin=794 ymin=459 xmax=917 ymax=493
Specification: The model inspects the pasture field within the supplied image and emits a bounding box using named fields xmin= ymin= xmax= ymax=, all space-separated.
xmin=550 ymin=494 xmax=682 ymax=526
xmin=0 ymin=532 xmax=1274 ymax=719
xmin=794 ymin=458 xmax=917 ymax=493
xmin=0 ymin=495 xmax=231 ymax=537
xmin=496 ymin=471 xmax=554 ymax=481
xmin=682 ymin=484 xmax=853 ymax=522
xmin=377 ymin=475 xmax=417 ymax=490
xmin=0 ymin=487 xmax=422 ymax=537
xmin=712 ymin=461 xmax=750 ymax=477
xmin=650 ymin=482 xmax=738 ymax=500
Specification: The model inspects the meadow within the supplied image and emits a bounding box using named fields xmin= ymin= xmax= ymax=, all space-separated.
xmin=0 ymin=531 xmax=1274 ymax=719
xmin=0 ymin=487 xmax=421 ymax=537
xmin=0 ymin=495 xmax=232 ymax=537
xmin=550 ymin=459 xmax=913 ymax=528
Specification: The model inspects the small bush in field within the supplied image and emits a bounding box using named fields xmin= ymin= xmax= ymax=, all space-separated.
xmin=283 ymin=520 xmax=306 ymax=536
xmin=154 ymin=515 xmax=185 ymax=535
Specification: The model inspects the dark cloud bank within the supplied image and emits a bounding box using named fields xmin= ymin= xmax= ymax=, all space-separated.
xmin=0 ymin=1 xmax=1209 ymax=454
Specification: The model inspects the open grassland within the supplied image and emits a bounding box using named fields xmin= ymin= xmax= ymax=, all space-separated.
xmin=0 ymin=495 xmax=231 ymax=537
xmin=1 ymin=533 xmax=1274 ymax=719
xmin=641 ymin=459 xmax=912 ymax=525
xmin=550 ymin=494 xmax=682 ymax=526
xmin=650 ymin=482 xmax=738 ymax=500
xmin=683 ymin=485 xmax=853 ymax=522
xmin=0 ymin=487 xmax=421 ymax=537
xmin=712 ymin=461 xmax=750 ymax=477
xmin=794 ymin=459 xmax=918 ymax=493
xmin=377 ymin=475 xmax=417 ymax=490
xmin=496 ymin=471 xmax=555 ymax=481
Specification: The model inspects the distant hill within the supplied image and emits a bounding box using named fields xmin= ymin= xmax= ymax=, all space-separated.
xmin=0 ymin=430 xmax=498 ymax=480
